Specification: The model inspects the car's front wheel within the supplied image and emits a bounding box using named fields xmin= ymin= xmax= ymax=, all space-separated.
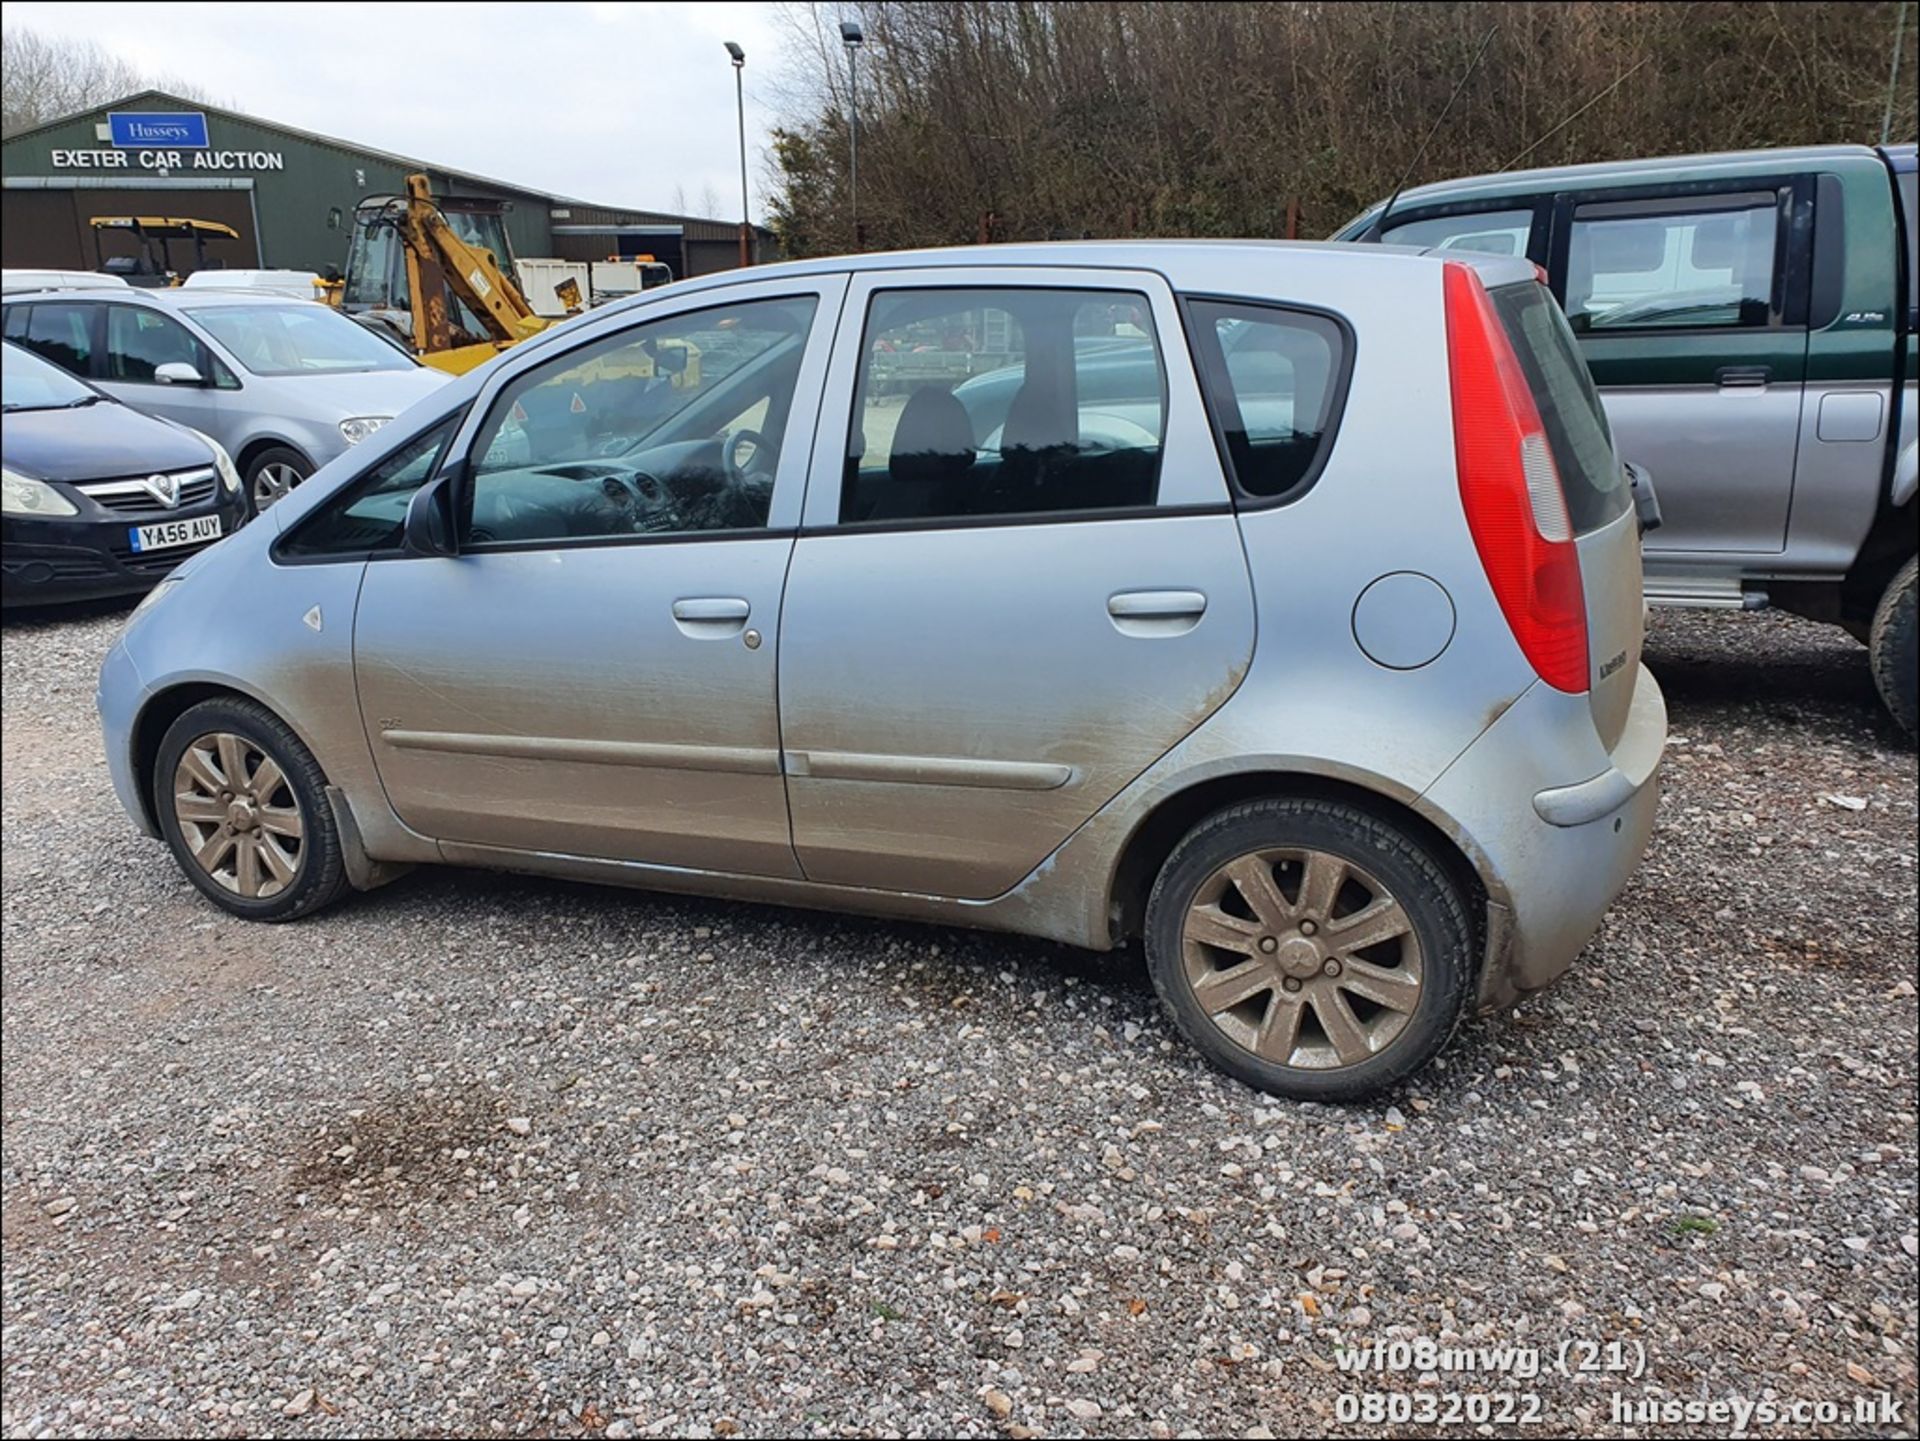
xmin=243 ymin=445 xmax=313 ymax=515
xmin=1144 ymin=797 xmax=1473 ymax=1102
xmin=153 ymin=697 xmax=350 ymax=921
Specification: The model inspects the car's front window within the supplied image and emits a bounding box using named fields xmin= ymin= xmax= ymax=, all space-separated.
xmin=462 ymin=295 xmax=817 ymax=547
xmin=190 ymin=304 xmax=415 ymax=376
xmin=1 ymin=340 xmax=101 ymax=410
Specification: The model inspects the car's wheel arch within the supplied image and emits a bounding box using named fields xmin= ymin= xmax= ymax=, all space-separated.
xmin=234 ymin=435 xmax=313 ymax=480
xmin=130 ymin=677 xmax=333 ymax=833
xmin=1103 ymin=764 xmax=1493 ymax=954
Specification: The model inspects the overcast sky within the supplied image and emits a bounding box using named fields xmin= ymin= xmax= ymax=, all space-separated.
xmin=6 ymin=1 xmax=809 ymax=222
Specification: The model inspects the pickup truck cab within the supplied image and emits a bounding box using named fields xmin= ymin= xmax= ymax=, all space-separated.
xmin=1338 ymin=144 xmax=1918 ymax=737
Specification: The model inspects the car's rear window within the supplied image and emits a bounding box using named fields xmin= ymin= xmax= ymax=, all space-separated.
xmin=1489 ymin=282 xmax=1630 ymax=534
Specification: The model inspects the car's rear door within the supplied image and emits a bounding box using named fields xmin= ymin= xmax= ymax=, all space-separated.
xmin=5 ymin=299 xmax=104 ymax=381
xmin=777 ymin=266 xmax=1256 ymax=899
xmin=1548 ymin=179 xmax=1812 ymax=561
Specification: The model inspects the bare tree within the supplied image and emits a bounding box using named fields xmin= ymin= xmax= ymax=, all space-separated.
xmin=765 ymin=1 xmax=1918 ymax=257
xmin=3 ymin=25 xmax=220 ymax=140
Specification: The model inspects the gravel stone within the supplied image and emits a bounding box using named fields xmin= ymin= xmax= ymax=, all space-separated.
xmin=2 ymin=603 xmax=1914 ymax=1436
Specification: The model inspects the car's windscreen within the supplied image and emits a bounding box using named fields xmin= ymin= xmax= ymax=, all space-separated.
xmin=1488 ymin=282 xmax=1630 ymax=535
xmin=1 ymin=339 xmax=99 ymax=410
xmin=190 ymin=303 xmax=415 ymax=376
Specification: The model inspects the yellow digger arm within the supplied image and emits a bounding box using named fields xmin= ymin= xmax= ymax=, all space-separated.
xmin=397 ymin=174 xmax=547 ymax=356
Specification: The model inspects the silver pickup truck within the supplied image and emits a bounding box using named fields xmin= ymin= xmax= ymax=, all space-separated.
xmin=1340 ymin=143 xmax=1918 ymax=738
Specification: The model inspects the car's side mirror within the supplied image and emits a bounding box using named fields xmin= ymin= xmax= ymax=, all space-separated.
xmin=154 ymin=361 xmax=205 ymax=386
xmin=402 ymin=472 xmax=460 ymax=557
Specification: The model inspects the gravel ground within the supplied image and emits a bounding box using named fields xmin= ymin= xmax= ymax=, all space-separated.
xmin=2 ymin=604 xmax=1915 ymax=1440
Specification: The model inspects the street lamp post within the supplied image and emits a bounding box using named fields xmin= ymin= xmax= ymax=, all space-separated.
xmin=839 ymin=20 xmax=864 ymax=249
xmin=725 ymin=41 xmax=752 ymax=267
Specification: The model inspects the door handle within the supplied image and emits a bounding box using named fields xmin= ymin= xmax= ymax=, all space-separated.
xmin=1108 ymin=589 xmax=1207 ymax=637
xmin=673 ymin=597 xmax=750 ymax=622
xmin=1715 ymin=365 xmax=1771 ymax=389
xmin=672 ymin=597 xmax=750 ymax=637
xmin=1109 ymin=590 xmax=1207 ymax=619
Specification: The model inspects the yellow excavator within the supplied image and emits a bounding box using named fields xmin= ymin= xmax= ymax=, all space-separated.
xmin=327 ymin=174 xmax=691 ymax=386
xmin=325 ymin=174 xmax=569 ymax=374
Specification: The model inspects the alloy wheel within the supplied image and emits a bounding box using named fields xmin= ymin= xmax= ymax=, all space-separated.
xmin=252 ymin=462 xmax=303 ymax=511
xmin=1180 ymin=846 xmax=1424 ymax=1071
xmin=171 ymin=732 xmax=305 ymax=899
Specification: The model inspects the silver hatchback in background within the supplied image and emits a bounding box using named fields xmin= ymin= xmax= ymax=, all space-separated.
xmin=2 ymin=286 xmax=448 ymax=514
xmin=96 ymin=241 xmax=1665 ymax=1100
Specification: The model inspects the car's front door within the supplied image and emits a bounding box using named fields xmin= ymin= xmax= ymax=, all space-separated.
xmin=352 ymin=276 xmax=845 ymax=875
xmin=93 ymin=302 xmax=236 ymax=435
xmin=777 ymin=268 xmax=1257 ymax=899
xmin=1550 ymin=182 xmax=1812 ymax=558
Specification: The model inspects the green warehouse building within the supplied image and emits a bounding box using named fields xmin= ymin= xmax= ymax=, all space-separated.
xmin=1 ymin=91 xmax=771 ymax=283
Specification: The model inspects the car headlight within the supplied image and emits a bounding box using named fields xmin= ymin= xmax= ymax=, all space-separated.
xmin=1 ymin=466 xmax=79 ymax=517
xmin=185 ymin=431 xmax=243 ymax=494
xmin=339 ymin=416 xmax=391 ymax=445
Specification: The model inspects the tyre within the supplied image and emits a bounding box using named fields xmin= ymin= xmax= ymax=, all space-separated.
xmin=243 ymin=445 xmax=313 ymax=515
xmin=1869 ymin=555 xmax=1917 ymax=741
xmin=153 ymin=697 xmax=351 ymax=921
xmin=1144 ymin=797 xmax=1473 ymax=1102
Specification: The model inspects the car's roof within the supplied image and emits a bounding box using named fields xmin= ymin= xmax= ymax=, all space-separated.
xmin=594 ymin=238 xmax=1504 ymax=306
xmin=1361 ymin=143 xmax=1907 ymax=220
xmin=692 ymin=237 xmax=1429 ymax=279
xmin=2 ymin=285 xmax=314 ymax=311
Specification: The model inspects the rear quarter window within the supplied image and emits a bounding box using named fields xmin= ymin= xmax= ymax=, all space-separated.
xmin=1489 ymin=282 xmax=1630 ymax=534
xmin=1185 ymin=299 xmax=1352 ymax=502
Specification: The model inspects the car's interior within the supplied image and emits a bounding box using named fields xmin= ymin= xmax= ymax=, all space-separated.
xmin=462 ymin=299 xmax=817 ymax=544
xmin=840 ymin=291 xmax=1167 ymax=524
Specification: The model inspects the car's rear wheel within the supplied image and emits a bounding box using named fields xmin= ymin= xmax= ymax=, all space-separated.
xmin=1144 ymin=797 xmax=1473 ymax=1102
xmin=1869 ymin=555 xmax=1917 ymax=741
xmin=244 ymin=445 xmax=312 ymax=515
xmin=153 ymin=697 xmax=350 ymax=921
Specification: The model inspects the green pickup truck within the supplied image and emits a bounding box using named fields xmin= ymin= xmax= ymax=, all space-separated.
xmin=1339 ymin=143 xmax=1918 ymax=737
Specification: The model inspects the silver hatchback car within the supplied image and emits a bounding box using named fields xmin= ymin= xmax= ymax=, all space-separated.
xmin=97 ymin=242 xmax=1665 ymax=1100
xmin=2 ymin=287 xmax=449 ymax=513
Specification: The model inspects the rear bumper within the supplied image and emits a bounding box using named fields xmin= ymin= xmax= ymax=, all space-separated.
xmin=1423 ymin=666 xmax=1666 ymax=1012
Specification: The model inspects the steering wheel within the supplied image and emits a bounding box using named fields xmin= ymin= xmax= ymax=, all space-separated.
xmin=725 ymin=429 xmax=769 ymax=481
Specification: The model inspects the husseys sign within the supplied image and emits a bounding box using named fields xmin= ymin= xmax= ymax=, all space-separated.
xmin=46 ymin=111 xmax=284 ymax=174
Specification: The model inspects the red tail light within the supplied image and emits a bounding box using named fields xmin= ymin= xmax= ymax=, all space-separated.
xmin=1443 ymin=262 xmax=1589 ymax=693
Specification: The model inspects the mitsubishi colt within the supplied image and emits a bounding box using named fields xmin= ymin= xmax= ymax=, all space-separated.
xmin=96 ymin=242 xmax=1665 ymax=1100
